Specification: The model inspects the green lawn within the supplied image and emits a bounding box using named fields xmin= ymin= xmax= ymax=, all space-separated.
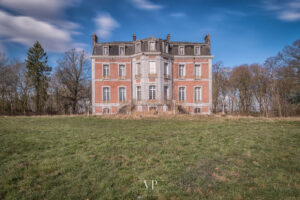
xmin=0 ymin=116 xmax=299 ymax=200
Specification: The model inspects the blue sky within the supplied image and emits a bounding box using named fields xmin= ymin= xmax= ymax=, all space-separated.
xmin=0 ymin=0 xmax=299 ymax=68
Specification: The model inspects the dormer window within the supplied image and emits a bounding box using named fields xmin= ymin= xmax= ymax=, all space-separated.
xmin=103 ymin=46 xmax=109 ymax=55
xmin=149 ymin=42 xmax=155 ymax=51
xmin=164 ymin=43 xmax=168 ymax=53
xmin=195 ymin=46 xmax=200 ymax=55
xmin=119 ymin=46 xmax=125 ymax=55
xmin=179 ymin=46 xmax=184 ymax=55
xmin=135 ymin=43 xmax=141 ymax=53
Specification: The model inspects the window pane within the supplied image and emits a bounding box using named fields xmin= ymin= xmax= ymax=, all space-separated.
xmin=194 ymin=87 xmax=201 ymax=101
xmin=149 ymin=61 xmax=156 ymax=74
xmin=195 ymin=65 xmax=201 ymax=77
xmin=119 ymin=87 xmax=126 ymax=101
xmin=164 ymin=63 xmax=168 ymax=75
xmin=103 ymin=87 xmax=110 ymax=101
xmin=150 ymin=42 xmax=155 ymax=51
xmin=149 ymin=85 xmax=156 ymax=100
xmin=179 ymin=87 xmax=185 ymax=101
xmin=137 ymin=86 xmax=141 ymax=101
xmin=119 ymin=65 xmax=125 ymax=77
xmin=179 ymin=65 xmax=185 ymax=77
xmin=136 ymin=63 xmax=141 ymax=75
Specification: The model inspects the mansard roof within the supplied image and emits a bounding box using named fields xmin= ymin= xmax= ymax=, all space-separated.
xmin=92 ymin=34 xmax=211 ymax=56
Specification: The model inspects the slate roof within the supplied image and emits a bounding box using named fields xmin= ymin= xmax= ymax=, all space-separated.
xmin=92 ymin=36 xmax=211 ymax=56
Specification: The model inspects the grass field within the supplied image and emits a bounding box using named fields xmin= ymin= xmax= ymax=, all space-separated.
xmin=0 ymin=116 xmax=299 ymax=199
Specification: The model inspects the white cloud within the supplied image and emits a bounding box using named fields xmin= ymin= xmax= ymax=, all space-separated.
xmin=0 ymin=10 xmax=81 ymax=52
xmin=94 ymin=13 xmax=120 ymax=39
xmin=263 ymin=0 xmax=300 ymax=21
xmin=0 ymin=0 xmax=80 ymax=19
xmin=130 ymin=0 xmax=163 ymax=10
xmin=169 ymin=12 xmax=186 ymax=18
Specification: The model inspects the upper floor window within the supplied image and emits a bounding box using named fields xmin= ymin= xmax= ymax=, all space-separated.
xmin=164 ymin=63 xmax=169 ymax=75
xmin=135 ymin=43 xmax=141 ymax=53
xmin=149 ymin=42 xmax=155 ymax=51
xmin=163 ymin=43 xmax=168 ymax=53
xmin=119 ymin=64 xmax=126 ymax=78
xmin=136 ymin=86 xmax=141 ymax=101
xmin=178 ymin=64 xmax=185 ymax=78
xmin=103 ymin=64 xmax=110 ymax=77
xmin=103 ymin=87 xmax=110 ymax=102
xmin=136 ymin=63 xmax=141 ymax=75
xmin=194 ymin=64 xmax=201 ymax=78
xmin=119 ymin=46 xmax=125 ymax=55
xmin=179 ymin=87 xmax=185 ymax=101
xmin=149 ymin=85 xmax=156 ymax=100
xmin=179 ymin=46 xmax=184 ymax=55
xmin=119 ymin=87 xmax=126 ymax=102
xmin=194 ymin=87 xmax=202 ymax=102
xmin=103 ymin=46 xmax=109 ymax=55
xmin=149 ymin=61 xmax=156 ymax=74
xmin=195 ymin=46 xmax=200 ymax=55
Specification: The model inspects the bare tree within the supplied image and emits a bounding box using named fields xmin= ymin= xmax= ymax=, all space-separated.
xmin=55 ymin=49 xmax=90 ymax=114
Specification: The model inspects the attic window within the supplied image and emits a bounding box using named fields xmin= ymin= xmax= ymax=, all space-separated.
xmin=195 ymin=46 xmax=200 ymax=55
xmin=119 ymin=46 xmax=125 ymax=55
xmin=103 ymin=46 xmax=109 ymax=55
xmin=149 ymin=42 xmax=155 ymax=51
xmin=179 ymin=46 xmax=184 ymax=55
xmin=135 ymin=43 xmax=141 ymax=53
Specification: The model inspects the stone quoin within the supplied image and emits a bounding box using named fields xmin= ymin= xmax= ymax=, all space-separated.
xmin=91 ymin=34 xmax=213 ymax=114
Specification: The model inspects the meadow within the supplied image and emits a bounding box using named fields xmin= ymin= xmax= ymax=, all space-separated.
xmin=0 ymin=116 xmax=299 ymax=199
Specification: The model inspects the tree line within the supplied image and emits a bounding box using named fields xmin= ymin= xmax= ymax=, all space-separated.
xmin=213 ymin=39 xmax=300 ymax=117
xmin=0 ymin=39 xmax=299 ymax=116
xmin=0 ymin=41 xmax=91 ymax=115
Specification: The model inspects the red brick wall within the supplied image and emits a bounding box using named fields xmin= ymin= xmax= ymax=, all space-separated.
xmin=173 ymin=81 xmax=209 ymax=103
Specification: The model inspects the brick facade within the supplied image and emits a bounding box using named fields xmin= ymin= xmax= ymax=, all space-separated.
xmin=91 ymin=34 xmax=213 ymax=114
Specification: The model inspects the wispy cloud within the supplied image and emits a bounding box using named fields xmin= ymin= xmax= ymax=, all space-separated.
xmin=94 ymin=13 xmax=120 ymax=39
xmin=0 ymin=0 xmax=80 ymax=19
xmin=130 ymin=0 xmax=163 ymax=10
xmin=0 ymin=10 xmax=82 ymax=52
xmin=0 ymin=0 xmax=84 ymax=52
xmin=262 ymin=0 xmax=300 ymax=21
xmin=169 ymin=12 xmax=186 ymax=18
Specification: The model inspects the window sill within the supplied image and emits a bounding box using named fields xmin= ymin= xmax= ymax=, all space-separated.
xmin=194 ymin=76 xmax=202 ymax=80
xmin=135 ymin=74 xmax=141 ymax=79
xmin=118 ymin=76 xmax=126 ymax=80
xmin=103 ymin=76 xmax=110 ymax=80
xmin=103 ymin=101 xmax=110 ymax=104
xmin=178 ymin=76 xmax=186 ymax=80
xmin=164 ymin=74 xmax=170 ymax=79
xmin=148 ymin=73 xmax=157 ymax=78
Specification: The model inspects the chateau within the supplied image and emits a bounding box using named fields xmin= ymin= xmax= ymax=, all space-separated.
xmin=91 ymin=34 xmax=213 ymax=114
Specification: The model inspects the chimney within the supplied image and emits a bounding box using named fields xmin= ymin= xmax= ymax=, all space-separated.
xmin=133 ymin=33 xmax=136 ymax=41
xmin=204 ymin=34 xmax=210 ymax=45
xmin=92 ymin=33 xmax=98 ymax=46
xmin=167 ymin=34 xmax=170 ymax=42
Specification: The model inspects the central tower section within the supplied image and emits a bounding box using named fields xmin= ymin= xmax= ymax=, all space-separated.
xmin=132 ymin=36 xmax=173 ymax=112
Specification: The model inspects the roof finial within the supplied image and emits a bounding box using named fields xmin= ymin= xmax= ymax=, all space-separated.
xmin=167 ymin=34 xmax=171 ymax=42
xmin=205 ymin=34 xmax=210 ymax=45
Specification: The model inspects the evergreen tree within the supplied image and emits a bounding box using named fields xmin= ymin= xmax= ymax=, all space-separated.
xmin=25 ymin=41 xmax=51 ymax=113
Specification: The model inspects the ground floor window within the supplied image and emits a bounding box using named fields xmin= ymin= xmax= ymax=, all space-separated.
xmin=119 ymin=87 xmax=126 ymax=102
xmin=179 ymin=87 xmax=185 ymax=101
xmin=103 ymin=108 xmax=110 ymax=114
xmin=194 ymin=107 xmax=201 ymax=113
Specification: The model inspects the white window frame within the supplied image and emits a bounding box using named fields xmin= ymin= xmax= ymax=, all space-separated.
xmin=118 ymin=86 xmax=126 ymax=102
xmin=179 ymin=46 xmax=185 ymax=55
xmin=119 ymin=46 xmax=125 ymax=55
xmin=149 ymin=85 xmax=156 ymax=100
xmin=178 ymin=86 xmax=186 ymax=101
xmin=149 ymin=61 xmax=156 ymax=74
xmin=102 ymin=64 xmax=110 ymax=78
xmin=194 ymin=64 xmax=202 ymax=78
xmin=194 ymin=107 xmax=201 ymax=114
xmin=103 ymin=46 xmax=109 ymax=55
xmin=194 ymin=86 xmax=202 ymax=102
xmin=164 ymin=62 xmax=169 ymax=75
xmin=136 ymin=63 xmax=141 ymax=75
xmin=149 ymin=41 xmax=156 ymax=51
xmin=118 ymin=64 xmax=126 ymax=78
xmin=178 ymin=64 xmax=186 ymax=78
xmin=136 ymin=86 xmax=141 ymax=101
xmin=135 ymin=42 xmax=141 ymax=53
xmin=102 ymin=86 xmax=110 ymax=102
xmin=164 ymin=86 xmax=169 ymax=100
xmin=195 ymin=46 xmax=200 ymax=55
